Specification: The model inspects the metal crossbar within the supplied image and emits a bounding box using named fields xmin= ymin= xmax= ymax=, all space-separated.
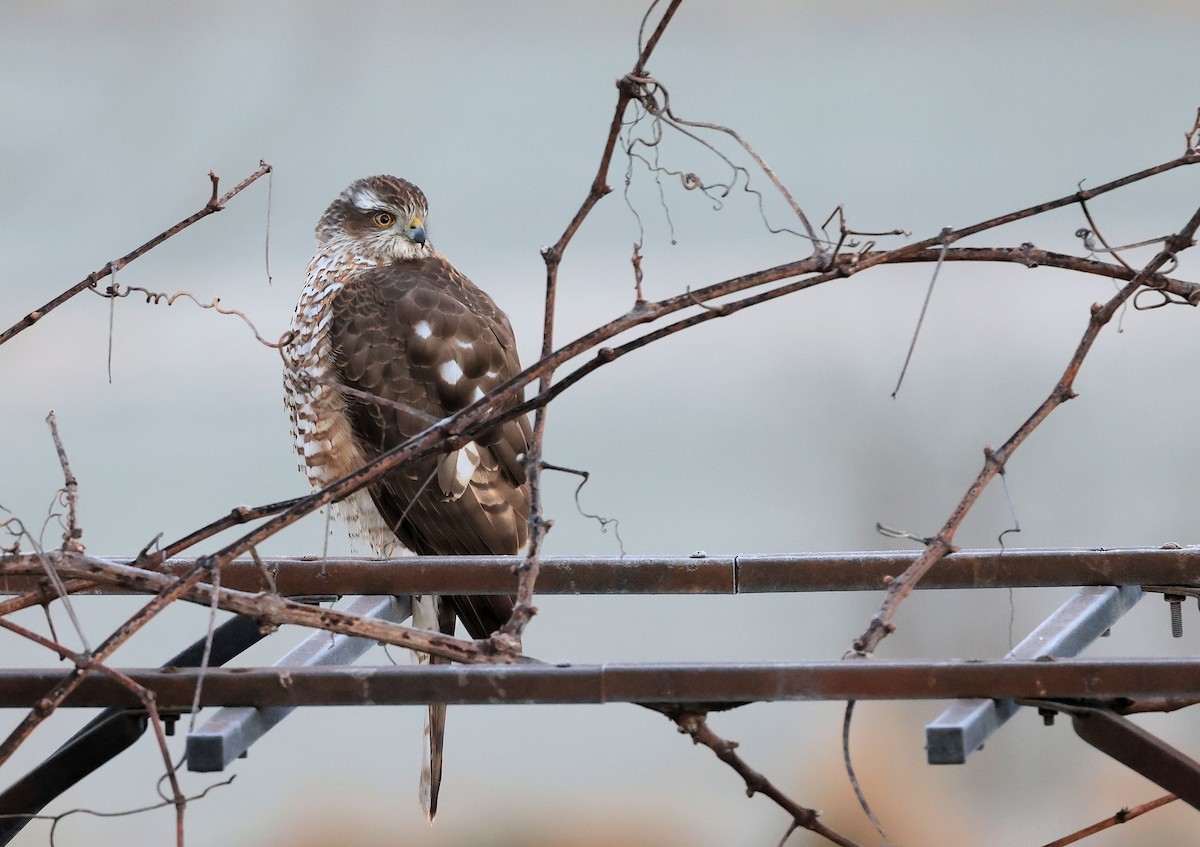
xmin=2 ymin=659 xmax=1199 ymax=708
xmin=186 ymin=595 xmax=411 ymax=772
xmin=925 ymin=585 xmax=1143 ymax=764
xmin=2 ymin=546 xmax=1197 ymax=596
xmin=3 ymin=546 xmax=1199 ymax=815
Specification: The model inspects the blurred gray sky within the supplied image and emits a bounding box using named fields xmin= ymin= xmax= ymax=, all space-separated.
xmin=3 ymin=2 xmax=1200 ymax=845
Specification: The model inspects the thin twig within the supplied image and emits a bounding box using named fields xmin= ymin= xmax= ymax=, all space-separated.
xmin=497 ymin=0 xmax=685 ymax=652
xmin=0 ymin=554 xmax=218 ymax=770
xmin=627 ymin=74 xmax=821 ymax=247
xmin=248 ymin=545 xmax=277 ymax=594
xmin=4 ymin=778 xmax=234 ymax=842
xmin=264 ymin=166 xmax=274 ymax=285
xmin=541 ymin=462 xmax=626 ymax=556
xmin=841 ymin=700 xmax=888 ymax=840
xmin=14 ymin=552 xmax=493 ymax=664
xmin=0 ymin=161 xmax=271 ymax=349
xmin=1077 ymin=191 xmax=1136 ymax=274
xmin=186 ymin=563 xmax=222 ymax=734
xmin=673 ymin=712 xmax=863 ymax=847
xmin=95 ymin=285 xmax=288 ymax=349
xmin=0 ymin=578 xmax=93 ymax=617
xmin=891 ymin=228 xmax=951 ymax=397
xmin=1039 ymin=793 xmax=1177 ymax=847
xmin=851 ymin=202 xmax=1200 ymax=656
xmin=44 ymin=412 xmax=82 ymax=554
xmin=0 ymin=617 xmax=187 ymax=846
xmin=1 ymin=508 xmax=90 ymax=654
xmin=139 ymin=497 xmax=305 ymax=568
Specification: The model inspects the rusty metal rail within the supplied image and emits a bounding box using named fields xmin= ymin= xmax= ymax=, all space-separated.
xmin=3 ymin=547 xmax=1199 ymax=817
xmin=2 ymin=658 xmax=1199 ymax=709
xmin=3 ymin=546 xmax=1199 ymax=596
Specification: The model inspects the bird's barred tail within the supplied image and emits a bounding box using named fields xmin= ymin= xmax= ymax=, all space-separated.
xmin=420 ymin=702 xmax=446 ymax=821
xmin=415 ymin=594 xmax=455 ymax=821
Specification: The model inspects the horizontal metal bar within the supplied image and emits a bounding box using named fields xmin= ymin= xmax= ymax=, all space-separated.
xmin=2 ymin=546 xmax=1198 ymax=597
xmin=925 ymin=585 xmax=1143 ymax=764
xmin=186 ymin=595 xmax=411 ymax=772
xmin=3 ymin=659 xmax=1200 ymax=709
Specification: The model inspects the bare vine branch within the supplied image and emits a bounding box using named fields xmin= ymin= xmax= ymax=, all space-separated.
xmin=2 ymin=7 xmax=1199 ymax=844
xmin=0 ymin=616 xmax=187 ymax=846
xmin=0 ymin=161 xmax=271 ymax=349
xmin=498 ymin=0 xmax=685 ymax=651
xmin=1040 ymin=793 xmax=1178 ymax=847
xmin=673 ymin=712 xmax=863 ymax=847
xmin=94 ymin=284 xmax=289 ymax=349
xmin=851 ymin=201 xmax=1200 ymax=656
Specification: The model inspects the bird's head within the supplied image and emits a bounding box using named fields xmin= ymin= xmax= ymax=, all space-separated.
xmin=316 ymin=175 xmax=432 ymax=261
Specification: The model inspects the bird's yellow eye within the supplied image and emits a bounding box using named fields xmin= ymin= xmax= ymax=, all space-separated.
xmin=372 ymin=211 xmax=395 ymax=227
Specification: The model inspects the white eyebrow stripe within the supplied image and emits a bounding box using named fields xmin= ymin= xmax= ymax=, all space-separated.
xmin=351 ymin=187 xmax=384 ymax=212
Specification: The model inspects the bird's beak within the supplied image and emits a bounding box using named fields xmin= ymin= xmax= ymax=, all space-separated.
xmin=407 ymin=220 xmax=426 ymax=245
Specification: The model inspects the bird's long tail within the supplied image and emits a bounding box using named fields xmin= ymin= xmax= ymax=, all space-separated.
xmin=415 ymin=595 xmax=455 ymax=822
xmin=420 ymin=700 xmax=446 ymax=821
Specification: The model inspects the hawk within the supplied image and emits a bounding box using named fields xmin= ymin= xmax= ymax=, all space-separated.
xmin=282 ymin=175 xmax=531 ymax=819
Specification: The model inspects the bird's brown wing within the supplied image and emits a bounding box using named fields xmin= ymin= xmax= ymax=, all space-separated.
xmin=329 ymin=253 xmax=530 ymax=638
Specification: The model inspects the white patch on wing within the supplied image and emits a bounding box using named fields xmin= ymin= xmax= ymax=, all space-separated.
xmin=472 ymin=386 xmax=485 ymax=402
xmin=439 ymin=360 xmax=464 ymax=385
xmin=437 ymin=440 xmax=482 ymax=500
xmin=453 ymin=337 xmax=472 ymax=349
xmin=414 ymin=320 xmax=432 ymax=339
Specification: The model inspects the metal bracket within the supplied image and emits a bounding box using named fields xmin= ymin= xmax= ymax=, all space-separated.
xmin=1031 ymin=699 xmax=1200 ymax=810
xmin=925 ymin=584 xmax=1142 ymax=764
xmin=186 ymin=595 xmax=412 ymax=772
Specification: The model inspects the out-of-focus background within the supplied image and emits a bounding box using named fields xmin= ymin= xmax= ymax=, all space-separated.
xmin=3 ymin=2 xmax=1200 ymax=845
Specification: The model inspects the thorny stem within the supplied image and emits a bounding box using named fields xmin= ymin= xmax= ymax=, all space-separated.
xmin=501 ymin=0 xmax=684 ymax=650
xmin=0 ymin=161 xmax=271 ymax=349
xmin=9 ymin=552 xmax=492 ymax=665
xmin=0 ymin=578 xmax=91 ymax=617
xmin=141 ymin=497 xmax=306 ymax=569
xmin=493 ymin=244 xmax=1199 ymax=431
xmin=673 ymin=712 xmax=862 ymax=847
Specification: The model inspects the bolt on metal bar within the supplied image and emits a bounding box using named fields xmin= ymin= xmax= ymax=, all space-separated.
xmin=3 ymin=546 xmax=1199 ymax=597
xmin=925 ymin=585 xmax=1143 ymax=764
xmin=3 ymin=658 xmax=1200 ymax=709
xmin=185 ymin=595 xmax=411 ymax=772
